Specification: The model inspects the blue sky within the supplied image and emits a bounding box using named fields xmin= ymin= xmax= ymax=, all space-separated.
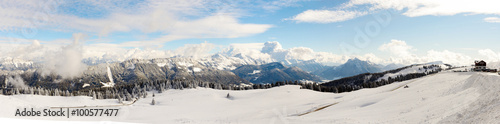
xmin=1 ymin=0 xmax=500 ymax=65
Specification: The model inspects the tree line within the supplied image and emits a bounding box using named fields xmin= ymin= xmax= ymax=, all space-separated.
xmin=0 ymin=78 xmax=311 ymax=101
xmin=316 ymin=64 xmax=443 ymax=93
xmin=0 ymin=64 xmax=444 ymax=101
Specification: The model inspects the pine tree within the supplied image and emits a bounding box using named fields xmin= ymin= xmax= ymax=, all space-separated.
xmin=88 ymin=90 xmax=92 ymax=97
xmin=15 ymin=88 xmax=20 ymax=95
xmin=125 ymin=92 xmax=132 ymax=101
xmin=118 ymin=96 xmax=123 ymax=104
xmin=92 ymin=91 xmax=96 ymax=100
xmin=158 ymin=86 xmax=163 ymax=93
xmin=45 ymin=89 xmax=49 ymax=96
xmin=151 ymin=98 xmax=156 ymax=105
xmin=29 ymin=87 xmax=34 ymax=95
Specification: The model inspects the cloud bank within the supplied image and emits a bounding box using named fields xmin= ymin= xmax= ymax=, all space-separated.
xmin=0 ymin=0 xmax=276 ymax=47
xmin=287 ymin=10 xmax=367 ymax=23
xmin=379 ymin=39 xmax=415 ymax=59
xmin=379 ymin=39 xmax=473 ymax=66
xmin=224 ymin=41 xmax=383 ymax=65
xmin=484 ymin=17 xmax=500 ymax=23
xmin=288 ymin=0 xmax=500 ymax=23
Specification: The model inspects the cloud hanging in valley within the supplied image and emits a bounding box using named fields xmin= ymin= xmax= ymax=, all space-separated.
xmin=6 ymin=75 xmax=28 ymax=88
xmin=41 ymin=33 xmax=88 ymax=78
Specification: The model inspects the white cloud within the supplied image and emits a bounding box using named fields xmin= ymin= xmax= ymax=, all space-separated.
xmin=379 ymin=39 xmax=414 ymax=58
xmin=346 ymin=0 xmax=500 ymax=17
xmin=478 ymin=49 xmax=500 ymax=62
xmin=288 ymin=0 xmax=500 ymax=23
xmin=6 ymin=40 xmax=45 ymax=61
xmin=261 ymin=0 xmax=307 ymax=11
xmin=484 ymin=17 xmax=500 ymax=23
xmin=220 ymin=41 xmax=348 ymax=65
xmin=41 ymin=33 xmax=88 ymax=79
xmin=312 ymin=52 xmax=347 ymax=65
xmin=287 ymin=10 xmax=367 ymax=23
xmin=166 ymin=15 xmax=272 ymax=38
xmin=261 ymin=41 xmax=284 ymax=53
xmin=81 ymin=46 xmax=174 ymax=64
xmin=174 ymin=42 xmax=216 ymax=59
xmin=81 ymin=42 xmax=218 ymax=63
xmin=358 ymin=53 xmax=384 ymax=64
xmin=379 ymin=39 xmax=473 ymax=66
xmin=476 ymin=49 xmax=500 ymax=69
xmin=423 ymin=50 xmax=472 ymax=66
xmin=0 ymin=0 xmax=274 ymax=46
xmin=287 ymin=47 xmax=315 ymax=60
xmin=229 ymin=43 xmax=264 ymax=51
xmin=256 ymin=41 xmax=379 ymax=65
xmin=221 ymin=43 xmax=273 ymax=62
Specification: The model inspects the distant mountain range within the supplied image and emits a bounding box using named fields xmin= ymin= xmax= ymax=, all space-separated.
xmin=232 ymin=62 xmax=321 ymax=84
xmin=312 ymin=58 xmax=405 ymax=80
xmin=0 ymin=50 xmax=405 ymax=89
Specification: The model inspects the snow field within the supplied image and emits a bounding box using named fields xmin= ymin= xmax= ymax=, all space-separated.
xmin=2 ymin=71 xmax=500 ymax=123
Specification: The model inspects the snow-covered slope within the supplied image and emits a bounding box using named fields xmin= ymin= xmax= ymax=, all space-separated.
xmin=2 ymin=70 xmax=500 ymax=123
xmin=376 ymin=64 xmax=446 ymax=81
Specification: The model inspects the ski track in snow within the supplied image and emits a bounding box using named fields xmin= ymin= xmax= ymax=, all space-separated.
xmin=2 ymin=70 xmax=500 ymax=123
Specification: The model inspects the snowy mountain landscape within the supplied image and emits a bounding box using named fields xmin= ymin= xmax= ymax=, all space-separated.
xmin=2 ymin=0 xmax=500 ymax=124
xmin=3 ymin=66 xmax=500 ymax=123
xmin=0 ymin=42 xmax=384 ymax=90
xmin=0 ymin=44 xmax=476 ymax=124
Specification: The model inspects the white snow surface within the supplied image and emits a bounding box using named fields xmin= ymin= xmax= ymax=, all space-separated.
xmin=156 ymin=63 xmax=167 ymax=67
xmin=106 ymin=66 xmax=114 ymax=85
xmin=248 ymin=70 xmax=261 ymax=75
xmin=2 ymin=71 xmax=500 ymax=123
xmin=192 ymin=67 xmax=202 ymax=72
xmin=377 ymin=64 xmax=446 ymax=81
xmin=98 ymin=66 xmax=115 ymax=88
xmin=82 ymin=83 xmax=90 ymax=88
xmin=100 ymin=82 xmax=115 ymax=88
